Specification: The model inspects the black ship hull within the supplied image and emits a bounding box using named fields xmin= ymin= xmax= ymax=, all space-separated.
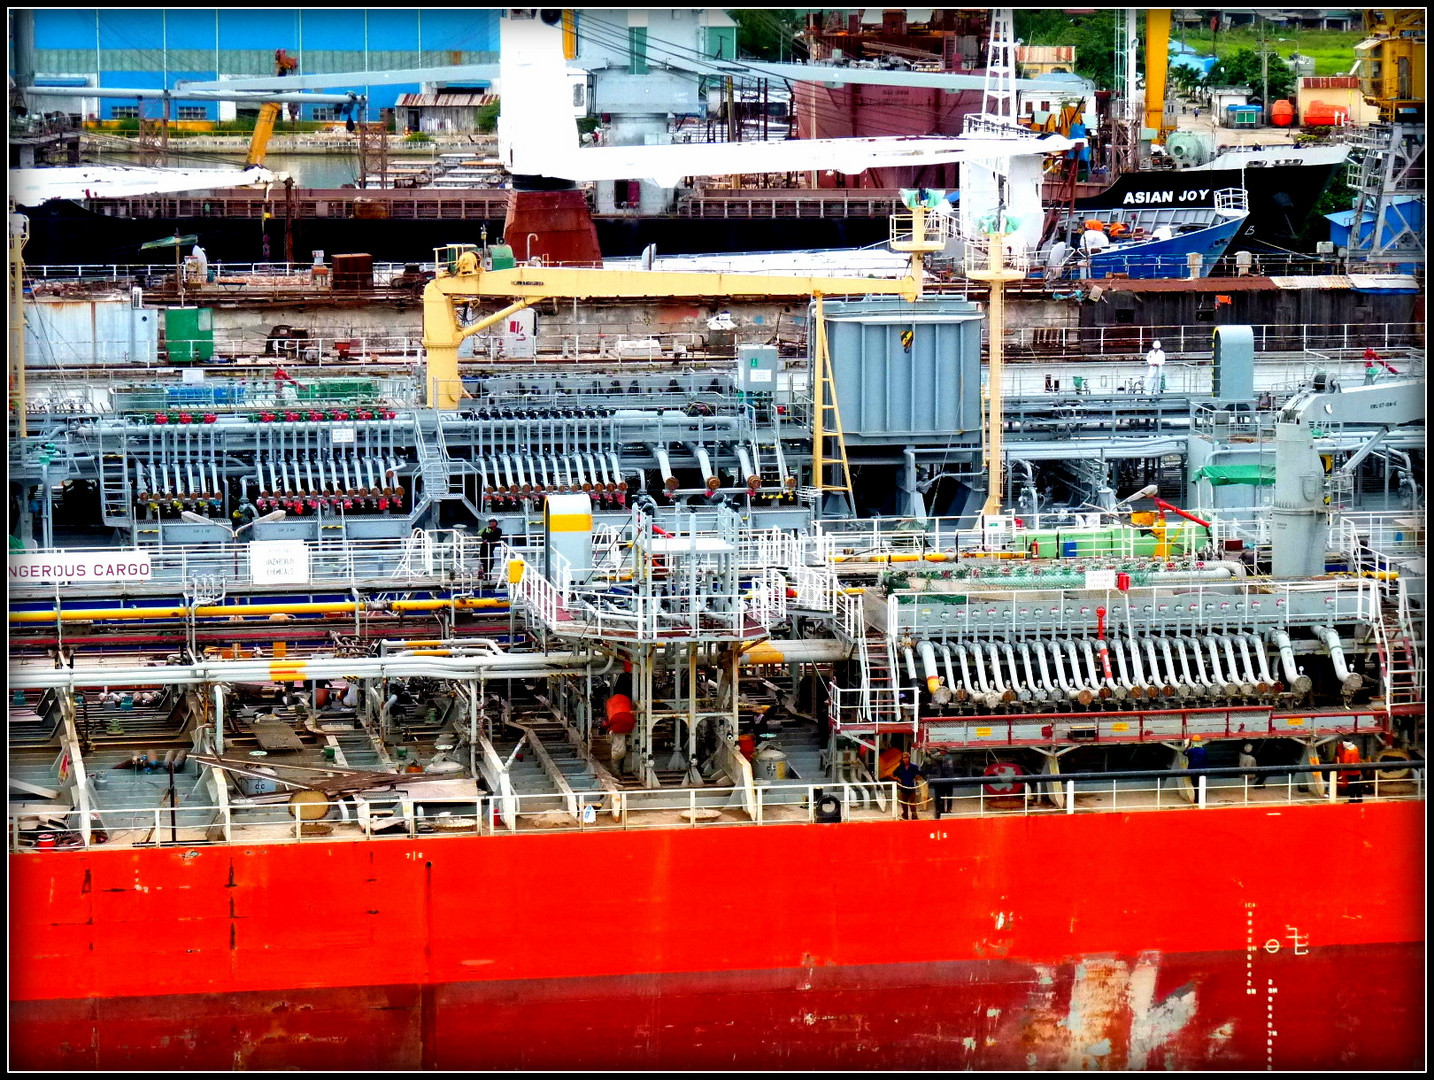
xmin=1072 ymin=160 xmax=1343 ymax=253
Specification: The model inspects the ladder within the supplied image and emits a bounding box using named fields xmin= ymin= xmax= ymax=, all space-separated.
xmin=810 ymin=294 xmax=854 ymax=517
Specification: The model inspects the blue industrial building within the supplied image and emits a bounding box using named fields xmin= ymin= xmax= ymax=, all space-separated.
xmin=28 ymin=8 xmax=499 ymax=120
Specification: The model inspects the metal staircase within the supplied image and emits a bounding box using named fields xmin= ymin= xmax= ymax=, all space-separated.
xmin=1373 ymin=576 xmax=1424 ymax=711
xmin=412 ymin=411 xmax=451 ymax=501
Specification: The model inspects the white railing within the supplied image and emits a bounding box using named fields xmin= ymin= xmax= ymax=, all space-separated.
xmin=887 ymin=578 xmax=1369 ymax=639
xmin=11 ymin=767 xmax=1424 ymax=853
xmin=7 ymin=531 xmax=488 ymax=598
xmin=743 ymin=567 xmax=789 ymax=627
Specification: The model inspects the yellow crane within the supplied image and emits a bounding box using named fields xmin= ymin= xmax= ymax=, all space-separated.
xmin=245 ymin=48 xmax=298 ymax=168
xmin=1143 ymin=9 xmax=1175 ymax=146
xmin=1355 ymin=9 xmax=1425 ymax=122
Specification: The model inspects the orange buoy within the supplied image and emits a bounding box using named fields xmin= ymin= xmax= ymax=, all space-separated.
xmin=605 ymin=694 xmax=636 ymax=735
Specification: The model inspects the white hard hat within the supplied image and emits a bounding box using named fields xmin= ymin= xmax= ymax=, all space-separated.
xmin=1151 ymin=340 xmax=1162 ymax=349
xmin=1244 ymin=743 xmax=1253 ymax=753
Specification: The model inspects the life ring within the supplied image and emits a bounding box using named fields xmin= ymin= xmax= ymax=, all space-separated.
xmin=1375 ymin=747 xmax=1412 ymax=781
xmin=983 ymin=761 xmax=1026 ymax=796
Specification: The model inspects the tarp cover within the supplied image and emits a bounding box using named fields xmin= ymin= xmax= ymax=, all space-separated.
xmin=1193 ymin=464 xmax=1276 ymax=486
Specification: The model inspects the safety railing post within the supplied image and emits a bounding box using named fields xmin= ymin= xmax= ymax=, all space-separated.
xmin=1066 ymin=779 xmax=1075 ymax=813
xmin=1197 ymin=773 xmax=1207 ymax=809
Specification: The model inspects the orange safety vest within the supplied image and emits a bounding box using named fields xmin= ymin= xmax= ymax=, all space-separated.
xmin=1337 ymin=743 xmax=1362 ymax=783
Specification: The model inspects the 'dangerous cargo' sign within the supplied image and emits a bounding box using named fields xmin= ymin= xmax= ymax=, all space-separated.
xmin=8 ymin=552 xmax=153 ymax=584
xmin=248 ymin=540 xmax=311 ymax=585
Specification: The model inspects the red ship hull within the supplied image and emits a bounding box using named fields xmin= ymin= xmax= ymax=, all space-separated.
xmin=10 ymin=801 xmax=1424 ymax=1070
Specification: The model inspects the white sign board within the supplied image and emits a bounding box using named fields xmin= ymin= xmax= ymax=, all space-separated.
xmin=8 ymin=551 xmax=153 ymax=584
xmin=1084 ymin=569 xmax=1118 ymax=590
xmin=248 ymin=540 xmax=311 ymax=585
xmin=331 ymin=424 xmax=356 ymax=445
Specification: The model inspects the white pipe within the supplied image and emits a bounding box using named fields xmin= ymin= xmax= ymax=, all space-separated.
xmin=1221 ymin=635 xmax=1253 ymax=696
xmin=654 ymin=445 xmax=676 ymax=491
xmin=1014 ymin=642 xmax=1044 ymax=703
xmin=1001 ymin=642 xmax=1032 ymax=702
xmin=1140 ymin=638 xmax=1167 ymax=697
xmin=953 ymin=643 xmax=978 ymax=704
xmin=985 ymin=642 xmax=1015 ymax=704
xmin=937 ymin=643 xmax=963 ymax=702
xmin=1028 ymin=640 xmax=1057 ymax=702
xmin=1269 ymin=629 xmax=1313 ymax=696
xmin=1095 ymin=640 xmax=1126 ymax=700
xmin=902 ymin=645 xmax=919 ymax=682
xmin=1177 ymin=636 xmax=1215 ymax=698
xmin=1156 ymin=636 xmax=1192 ymax=699
xmin=1062 ymin=639 xmax=1096 ymax=705
xmin=690 ymin=443 xmax=718 ymax=490
xmin=1048 ymin=640 xmax=1077 ymax=701
xmin=608 ymin=451 xmax=625 ymax=492
xmin=1078 ymin=639 xmax=1109 ymax=700
xmin=1124 ymin=635 xmax=1147 ymax=691
xmin=1109 ymin=638 xmax=1135 ymax=698
xmin=1247 ymin=633 xmax=1277 ymax=689
xmin=918 ymin=640 xmax=950 ymax=704
xmin=736 ymin=446 xmax=756 ymax=488
xmin=1313 ymin=624 xmax=1363 ymax=693
xmin=1234 ymin=634 xmax=1268 ymax=694
xmin=10 ymin=651 xmax=609 ymax=690
xmin=1203 ymin=635 xmax=1235 ymax=696
xmin=500 ymin=454 xmax=516 ymax=492
xmin=213 ymin=683 xmax=225 ymax=755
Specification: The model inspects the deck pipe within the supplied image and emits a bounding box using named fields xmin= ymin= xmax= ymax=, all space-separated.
xmin=1001 ymin=642 xmax=1032 ymax=703
xmin=1062 ymin=639 xmax=1097 ymax=705
xmin=917 ymin=639 xmax=950 ymax=704
xmin=1244 ymin=632 xmax=1282 ymax=693
xmin=1078 ymin=638 xmax=1112 ymax=700
xmin=1110 ymin=637 xmax=1137 ymax=699
xmin=985 ymin=642 xmax=1017 ymax=704
xmin=936 ymin=643 xmax=964 ymax=702
xmin=1156 ymin=636 xmax=1192 ymax=699
xmin=1202 ymin=634 xmax=1237 ymax=697
xmin=11 ymin=596 xmax=508 ymax=624
xmin=1178 ymin=636 xmax=1216 ymax=698
xmin=1221 ymin=635 xmax=1254 ymax=697
xmin=1234 ymin=634 xmax=1269 ymax=695
xmin=1268 ymin=629 xmax=1313 ymax=697
xmin=1047 ymin=640 xmax=1077 ymax=703
xmin=10 ymin=649 xmax=606 ymax=690
xmin=1312 ymin=624 xmax=1364 ymax=694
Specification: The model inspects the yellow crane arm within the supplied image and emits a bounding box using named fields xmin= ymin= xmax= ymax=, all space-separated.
xmin=420 ymin=263 xmax=923 ymax=409
xmin=247 ymin=102 xmax=282 ymax=168
xmin=1144 ymin=9 xmax=1173 ymax=143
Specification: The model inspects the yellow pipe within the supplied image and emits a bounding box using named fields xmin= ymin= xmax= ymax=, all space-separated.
xmin=11 ymin=597 xmax=508 ymax=624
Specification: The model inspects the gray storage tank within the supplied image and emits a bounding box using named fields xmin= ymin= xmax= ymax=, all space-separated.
xmin=818 ymin=297 xmax=984 ymax=448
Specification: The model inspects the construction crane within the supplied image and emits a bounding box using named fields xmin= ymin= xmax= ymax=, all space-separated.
xmin=1355 ymin=10 xmax=1425 ymax=122
xmin=1143 ymin=9 xmax=1175 ymax=147
xmin=246 ymin=49 xmax=298 ymax=169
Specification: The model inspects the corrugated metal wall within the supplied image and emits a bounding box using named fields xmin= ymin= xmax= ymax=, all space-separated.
xmin=24 ymin=299 xmax=159 ymax=367
xmin=823 ymin=298 xmax=983 ymax=445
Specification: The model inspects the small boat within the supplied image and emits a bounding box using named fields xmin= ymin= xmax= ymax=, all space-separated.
xmin=1041 ymin=188 xmax=1249 ymax=280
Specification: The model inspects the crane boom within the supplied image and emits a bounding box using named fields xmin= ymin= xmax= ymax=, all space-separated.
xmin=1143 ymin=9 xmax=1173 ymax=144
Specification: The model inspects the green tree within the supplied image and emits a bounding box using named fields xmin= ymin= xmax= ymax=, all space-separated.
xmin=1207 ymin=47 xmax=1295 ymax=100
xmin=1015 ymin=10 xmax=1132 ymax=91
xmin=730 ymin=10 xmax=803 ymax=61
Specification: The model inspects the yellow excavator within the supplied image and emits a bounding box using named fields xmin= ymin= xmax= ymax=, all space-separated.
xmin=245 ymin=48 xmax=298 ymax=168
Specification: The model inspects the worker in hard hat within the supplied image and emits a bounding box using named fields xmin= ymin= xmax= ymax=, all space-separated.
xmin=1238 ymin=742 xmax=1263 ymax=788
xmin=1145 ymin=339 xmax=1167 ymax=394
xmin=1337 ymin=739 xmax=1364 ymax=801
xmin=1185 ymin=734 xmax=1208 ymax=773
